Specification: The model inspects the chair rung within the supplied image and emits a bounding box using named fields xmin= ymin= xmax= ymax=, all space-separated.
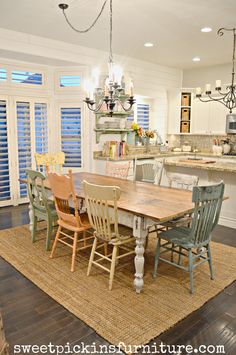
xmin=94 ymin=251 xmax=112 ymax=262
xmin=77 ymin=243 xmax=94 ymax=251
xmin=59 ymin=231 xmax=74 ymax=240
xmin=58 ymin=239 xmax=73 ymax=248
xmin=92 ymin=261 xmax=110 ymax=272
xmin=159 ymin=257 xmax=188 ymax=271
xmin=117 ymin=250 xmax=135 ymax=259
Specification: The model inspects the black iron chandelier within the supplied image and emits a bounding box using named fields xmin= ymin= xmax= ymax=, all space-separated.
xmin=59 ymin=0 xmax=135 ymax=116
xmin=196 ymin=27 xmax=236 ymax=114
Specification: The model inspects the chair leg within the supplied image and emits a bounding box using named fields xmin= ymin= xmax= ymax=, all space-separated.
xmin=50 ymin=226 xmax=61 ymax=259
xmin=46 ymin=218 xmax=53 ymax=251
xmin=178 ymin=247 xmax=182 ymax=265
xmin=109 ymin=245 xmax=118 ymax=291
xmin=104 ymin=242 xmax=108 ymax=256
xmin=87 ymin=237 xmax=97 ymax=276
xmin=31 ymin=215 xmax=38 ymax=243
xmin=153 ymin=238 xmax=161 ymax=278
xmin=171 ymin=243 xmax=174 ymax=262
xmin=207 ymin=244 xmax=214 ymax=280
xmin=71 ymin=232 xmax=78 ymax=272
xmin=188 ymin=248 xmax=194 ymax=294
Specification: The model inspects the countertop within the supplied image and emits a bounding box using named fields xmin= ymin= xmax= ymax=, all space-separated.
xmin=164 ymin=158 xmax=236 ymax=173
xmin=94 ymin=151 xmax=236 ymax=162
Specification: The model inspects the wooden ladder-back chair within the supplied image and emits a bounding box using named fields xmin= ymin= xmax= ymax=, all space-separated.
xmin=26 ymin=169 xmax=58 ymax=251
xmin=83 ymin=180 xmax=135 ymax=290
xmin=105 ymin=160 xmax=131 ymax=180
xmin=48 ymin=170 xmax=93 ymax=272
xmin=134 ymin=158 xmax=164 ymax=185
xmin=153 ymin=181 xmax=225 ymax=294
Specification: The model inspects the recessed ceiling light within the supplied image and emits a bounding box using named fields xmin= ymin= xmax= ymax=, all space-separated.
xmin=201 ymin=27 xmax=212 ymax=33
xmin=192 ymin=57 xmax=201 ymax=62
xmin=144 ymin=42 xmax=154 ymax=47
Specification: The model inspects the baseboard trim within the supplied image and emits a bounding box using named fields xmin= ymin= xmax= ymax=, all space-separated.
xmin=219 ymin=216 xmax=236 ymax=229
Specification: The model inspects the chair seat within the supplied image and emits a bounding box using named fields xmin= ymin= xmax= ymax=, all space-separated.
xmin=58 ymin=213 xmax=91 ymax=232
xmin=110 ymin=235 xmax=135 ymax=245
xmin=159 ymin=226 xmax=194 ymax=248
xmin=163 ymin=215 xmax=192 ymax=228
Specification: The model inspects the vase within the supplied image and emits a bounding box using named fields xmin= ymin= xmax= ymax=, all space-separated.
xmin=135 ymin=135 xmax=142 ymax=146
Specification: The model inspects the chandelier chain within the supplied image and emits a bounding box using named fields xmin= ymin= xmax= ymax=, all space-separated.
xmin=61 ymin=0 xmax=108 ymax=33
xmin=109 ymin=0 xmax=113 ymax=63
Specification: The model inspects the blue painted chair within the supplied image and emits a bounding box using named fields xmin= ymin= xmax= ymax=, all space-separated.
xmin=153 ymin=181 xmax=225 ymax=294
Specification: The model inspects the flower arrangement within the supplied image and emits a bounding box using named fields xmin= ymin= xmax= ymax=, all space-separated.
xmin=131 ymin=122 xmax=143 ymax=137
xmin=144 ymin=130 xmax=155 ymax=138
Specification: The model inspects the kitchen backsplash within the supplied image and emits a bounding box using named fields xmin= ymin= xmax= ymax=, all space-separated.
xmin=167 ymin=134 xmax=236 ymax=152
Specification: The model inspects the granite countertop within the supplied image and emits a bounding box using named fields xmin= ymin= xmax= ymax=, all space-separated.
xmin=164 ymin=158 xmax=236 ymax=173
xmin=94 ymin=151 xmax=236 ymax=162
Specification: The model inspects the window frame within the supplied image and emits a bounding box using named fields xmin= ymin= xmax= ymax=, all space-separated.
xmin=54 ymin=69 xmax=85 ymax=94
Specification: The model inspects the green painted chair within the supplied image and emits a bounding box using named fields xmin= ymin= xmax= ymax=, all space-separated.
xmin=26 ymin=169 xmax=58 ymax=251
xmin=153 ymin=181 xmax=225 ymax=294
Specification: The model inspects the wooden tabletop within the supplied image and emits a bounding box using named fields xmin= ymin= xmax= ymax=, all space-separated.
xmin=66 ymin=172 xmax=194 ymax=223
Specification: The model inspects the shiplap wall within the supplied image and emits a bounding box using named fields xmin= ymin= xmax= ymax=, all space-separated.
xmin=0 ymin=28 xmax=183 ymax=171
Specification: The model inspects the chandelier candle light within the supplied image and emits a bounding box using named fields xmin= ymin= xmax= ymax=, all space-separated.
xmin=196 ymin=27 xmax=236 ymax=115
xmin=59 ymin=0 xmax=135 ymax=116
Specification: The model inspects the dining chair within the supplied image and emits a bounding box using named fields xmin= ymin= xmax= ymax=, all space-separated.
xmin=153 ymin=181 xmax=225 ymax=294
xmin=48 ymin=152 xmax=65 ymax=173
xmin=164 ymin=172 xmax=199 ymax=228
xmin=48 ymin=170 xmax=93 ymax=272
xmin=35 ymin=152 xmax=65 ymax=174
xmin=105 ymin=160 xmax=131 ymax=179
xmin=35 ymin=153 xmax=50 ymax=173
xmin=83 ymin=180 xmax=135 ymax=290
xmin=26 ymin=169 xmax=58 ymax=251
xmin=0 ymin=312 xmax=9 ymax=355
xmin=134 ymin=158 xmax=164 ymax=185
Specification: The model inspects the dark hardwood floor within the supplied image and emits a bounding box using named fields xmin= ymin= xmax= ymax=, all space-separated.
xmin=0 ymin=204 xmax=236 ymax=354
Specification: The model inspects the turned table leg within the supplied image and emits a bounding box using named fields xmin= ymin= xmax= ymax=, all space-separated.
xmin=133 ymin=215 xmax=147 ymax=293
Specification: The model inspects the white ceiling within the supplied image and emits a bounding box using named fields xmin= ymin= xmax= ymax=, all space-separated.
xmin=0 ymin=0 xmax=236 ymax=69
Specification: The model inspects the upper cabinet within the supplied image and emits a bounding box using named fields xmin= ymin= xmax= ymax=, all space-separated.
xmin=191 ymin=99 xmax=227 ymax=134
xmin=168 ymin=89 xmax=228 ymax=135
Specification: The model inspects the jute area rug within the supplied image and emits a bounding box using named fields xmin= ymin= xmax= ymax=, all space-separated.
xmin=0 ymin=225 xmax=236 ymax=350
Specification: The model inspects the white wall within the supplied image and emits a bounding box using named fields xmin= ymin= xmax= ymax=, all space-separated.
xmin=0 ymin=27 xmax=183 ymax=166
xmin=183 ymin=63 xmax=232 ymax=88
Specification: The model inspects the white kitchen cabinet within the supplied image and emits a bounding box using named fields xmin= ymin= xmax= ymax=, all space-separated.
xmin=191 ymin=99 xmax=227 ymax=134
xmin=191 ymin=99 xmax=210 ymax=134
xmin=209 ymin=101 xmax=227 ymax=134
xmin=167 ymin=89 xmax=181 ymax=134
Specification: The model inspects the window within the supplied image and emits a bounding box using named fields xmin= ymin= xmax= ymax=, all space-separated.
xmin=12 ymin=70 xmax=43 ymax=85
xmin=0 ymin=100 xmax=10 ymax=201
xmin=35 ymin=103 xmax=48 ymax=153
xmin=61 ymin=107 xmax=82 ymax=168
xmin=137 ymin=103 xmax=149 ymax=130
xmin=0 ymin=68 xmax=7 ymax=82
xmin=60 ymin=75 xmax=81 ymax=87
xmin=17 ymin=101 xmax=31 ymax=198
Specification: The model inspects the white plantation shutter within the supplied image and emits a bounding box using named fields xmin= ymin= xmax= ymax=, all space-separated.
xmin=0 ymin=100 xmax=11 ymax=202
xmin=61 ymin=107 xmax=82 ymax=168
xmin=35 ymin=103 xmax=48 ymax=153
xmin=17 ymin=101 xmax=31 ymax=198
xmin=137 ymin=103 xmax=149 ymax=130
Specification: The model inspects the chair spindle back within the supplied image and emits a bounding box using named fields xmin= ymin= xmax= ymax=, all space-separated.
xmin=167 ymin=172 xmax=199 ymax=190
xmin=48 ymin=170 xmax=82 ymax=228
xmin=105 ymin=160 xmax=130 ymax=180
xmin=83 ymin=180 xmax=121 ymax=242
xmin=190 ymin=181 xmax=225 ymax=246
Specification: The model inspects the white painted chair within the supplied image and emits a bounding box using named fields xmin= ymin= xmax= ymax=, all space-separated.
xmin=105 ymin=160 xmax=131 ymax=180
xmin=35 ymin=152 xmax=65 ymax=174
xmin=83 ymin=180 xmax=135 ymax=290
xmin=134 ymin=158 xmax=164 ymax=185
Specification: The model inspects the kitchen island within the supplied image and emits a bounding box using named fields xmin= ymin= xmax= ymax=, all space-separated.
xmin=93 ymin=151 xmax=236 ymax=229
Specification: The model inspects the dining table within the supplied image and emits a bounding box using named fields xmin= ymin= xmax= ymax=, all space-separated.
xmin=25 ymin=171 xmax=195 ymax=293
